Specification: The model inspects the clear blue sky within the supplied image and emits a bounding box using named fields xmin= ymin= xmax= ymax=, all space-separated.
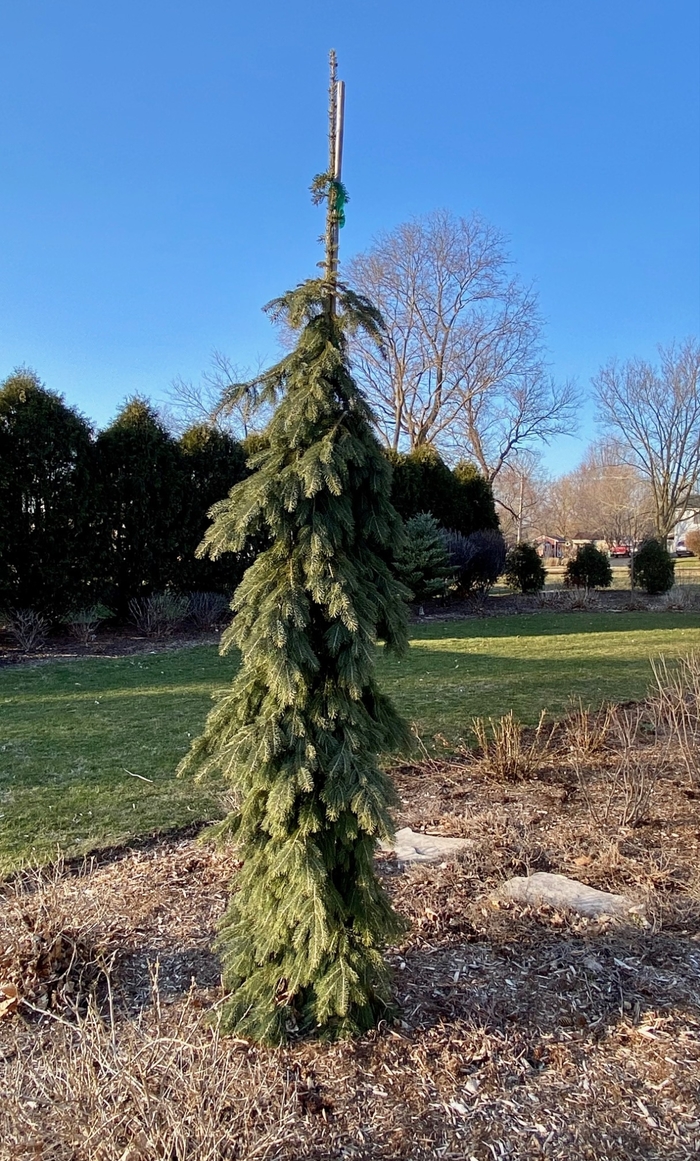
xmin=1 ymin=0 xmax=698 ymax=473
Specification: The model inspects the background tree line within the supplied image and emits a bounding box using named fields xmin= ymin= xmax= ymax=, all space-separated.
xmin=183 ymin=210 xmax=697 ymax=546
xmin=0 ymin=369 xmax=499 ymax=620
xmin=3 ymin=208 xmax=697 ymax=622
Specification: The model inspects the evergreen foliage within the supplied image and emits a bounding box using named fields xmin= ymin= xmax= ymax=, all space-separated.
xmin=393 ymin=512 xmax=451 ymax=602
xmin=452 ymin=461 xmax=500 ymax=534
xmin=388 ymin=447 xmax=498 ymax=536
xmin=504 ymin=542 xmax=547 ymax=594
xmin=0 ymin=369 xmax=95 ymax=617
xmin=176 ymin=425 xmax=250 ymax=593
xmin=95 ymin=399 xmax=184 ymax=613
xmin=633 ymin=538 xmax=675 ymax=594
xmin=564 ymin=543 xmax=613 ymax=592
xmin=178 ymin=280 xmax=412 ymax=1044
xmin=444 ymin=528 xmax=507 ymax=596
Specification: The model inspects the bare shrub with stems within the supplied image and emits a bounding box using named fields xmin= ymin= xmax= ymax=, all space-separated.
xmin=128 ymin=592 xmax=190 ymax=638
xmin=64 ymin=604 xmax=114 ymax=646
xmin=534 ymin=590 xmax=602 ymax=612
xmin=562 ymin=699 xmax=616 ymax=756
xmin=535 ymin=590 xmax=572 ymax=610
xmin=568 ymin=704 xmax=660 ymax=828
xmin=566 ymin=590 xmax=601 ymax=612
xmin=472 ymin=709 xmax=556 ymax=781
xmin=649 ymin=653 xmax=700 ymax=784
xmin=187 ymin=591 xmax=231 ymax=633
xmin=4 ymin=607 xmax=49 ymax=651
xmin=621 ymin=594 xmax=651 ymax=612
xmin=653 ymin=587 xmax=700 ymax=613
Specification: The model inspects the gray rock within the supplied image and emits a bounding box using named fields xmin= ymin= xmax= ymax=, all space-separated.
xmin=381 ymin=826 xmax=474 ymax=866
xmin=496 ymin=872 xmax=644 ymax=919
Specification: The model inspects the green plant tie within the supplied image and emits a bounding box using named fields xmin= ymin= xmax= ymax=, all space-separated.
xmin=330 ymin=179 xmax=346 ymax=227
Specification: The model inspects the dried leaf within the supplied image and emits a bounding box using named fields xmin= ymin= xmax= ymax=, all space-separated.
xmin=0 ymin=982 xmax=19 ymax=1018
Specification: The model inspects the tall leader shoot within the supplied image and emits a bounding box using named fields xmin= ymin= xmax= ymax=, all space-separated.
xmin=179 ymin=52 xmax=411 ymax=1043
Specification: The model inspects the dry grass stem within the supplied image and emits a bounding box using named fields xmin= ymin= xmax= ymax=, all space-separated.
xmin=472 ymin=709 xmax=557 ymax=781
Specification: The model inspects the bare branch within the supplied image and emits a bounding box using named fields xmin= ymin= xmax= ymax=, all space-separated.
xmin=348 ymin=210 xmax=578 ymax=475
xmin=162 ymin=353 xmax=269 ymax=440
xmin=593 ymin=339 xmax=700 ymax=538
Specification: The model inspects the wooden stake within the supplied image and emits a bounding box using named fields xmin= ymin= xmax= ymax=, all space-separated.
xmin=325 ymin=51 xmax=337 ymax=297
xmin=325 ymin=51 xmax=345 ymax=314
xmin=334 ymin=80 xmax=345 ymax=179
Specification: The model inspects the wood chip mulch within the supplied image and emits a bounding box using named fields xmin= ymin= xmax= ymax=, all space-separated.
xmin=1 ymin=746 xmax=700 ymax=1159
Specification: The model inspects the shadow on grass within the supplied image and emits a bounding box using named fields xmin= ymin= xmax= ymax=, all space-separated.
xmin=409 ymin=611 xmax=700 ymax=642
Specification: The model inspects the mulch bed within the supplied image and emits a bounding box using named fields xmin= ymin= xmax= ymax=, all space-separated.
xmin=0 ymin=588 xmax=678 ymax=668
xmin=2 ymin=733 xmax=699 ymax=1159
xmin=0 ymin=628 xmax=219 ymax=668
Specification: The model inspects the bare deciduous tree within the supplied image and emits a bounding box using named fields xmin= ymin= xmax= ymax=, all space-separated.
xmin=492 ymin=452 xmax=547 ymax=543
xmin=347 ymin=210 xmax=577 ymax=478
xmin=163 ymin=352 xmax=264 ymax=438
xmin=593 ymin=339 xmax=700 ymax=538
xmin=537 ymin=445 xmax=654 ymax=547
xmin=579 ymin=445 xmax=654 ymax=549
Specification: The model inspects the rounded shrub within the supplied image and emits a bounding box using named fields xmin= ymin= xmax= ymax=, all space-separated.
xmin=443 ymin=528 xmax=507 ymax=596
xmin=564 ymin=543 xmax=612 ymax=592
xmin=504 ymin=542 xmax=547 ymax=594
xmin=633 ymin=538 xmax=674 ymax=594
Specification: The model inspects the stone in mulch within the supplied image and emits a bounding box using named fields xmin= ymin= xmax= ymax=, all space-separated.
xmin=495 ymin=871 xmax=645 ymax=920
xmin=382 ymin=826 xmax=474 ymax=866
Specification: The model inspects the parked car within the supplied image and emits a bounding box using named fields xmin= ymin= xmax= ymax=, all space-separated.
xmin=609 ymin=544 xmax=631 ymax=557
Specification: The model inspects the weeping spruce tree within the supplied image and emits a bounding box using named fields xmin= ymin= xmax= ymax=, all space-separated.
xmin=178 ymin=57 xmax=411 ymax=1044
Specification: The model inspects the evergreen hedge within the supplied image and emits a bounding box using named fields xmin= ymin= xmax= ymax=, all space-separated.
xmin=387 ymin=447 xmax=498 ymax=536
xmin=0 ymin=370 xmax=95 ymax=617
xmin=0 ymin=378 xmax=500 ymax=622
xmin=0 ymin=376 xmax=254 ymax=620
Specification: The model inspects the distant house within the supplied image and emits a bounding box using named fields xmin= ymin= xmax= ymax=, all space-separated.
xmin=535 ymin=535 xmax=565 ymax=560
xmin=671 ymin=493 xmax=700 ymax=555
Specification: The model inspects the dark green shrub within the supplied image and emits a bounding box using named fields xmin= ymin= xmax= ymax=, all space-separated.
xmin=0 ymin=369 xmax=95 ymax=617
xmin=564 ymin=544 xmax=612 ymax=592
xmin=633 ymin=538 xmax=674 ymax=594
xmin=176 ymin=424 xmax=250 ymax=593
xmin=388 ymin=447 xmax=498 ymax=536
xmin=504 ymin=543 xmax=546 ymax=593
xmin=94 ymin=399 xmax=184 ymax=614
xmin=452 ymin=461 xmax=500 ymax=534
xmin=444 ymin=529 xmax=507 ymax=596
xmin=393 ymin=512 xmax=451 ymax=602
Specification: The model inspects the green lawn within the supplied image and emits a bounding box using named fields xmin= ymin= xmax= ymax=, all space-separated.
xmin=2 ymin=611 xmax=700 ymax=874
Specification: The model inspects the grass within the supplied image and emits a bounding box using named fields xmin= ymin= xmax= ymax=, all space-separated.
xmin=540 ymin=557 xmax=700 ymax=590
xmin=0 ymin=645 xmax=238 ymax=875
xmin=2 ymin=611 xmax=700 ymax=874
xmin=383 ymin=611 xmax=700 ymax=738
